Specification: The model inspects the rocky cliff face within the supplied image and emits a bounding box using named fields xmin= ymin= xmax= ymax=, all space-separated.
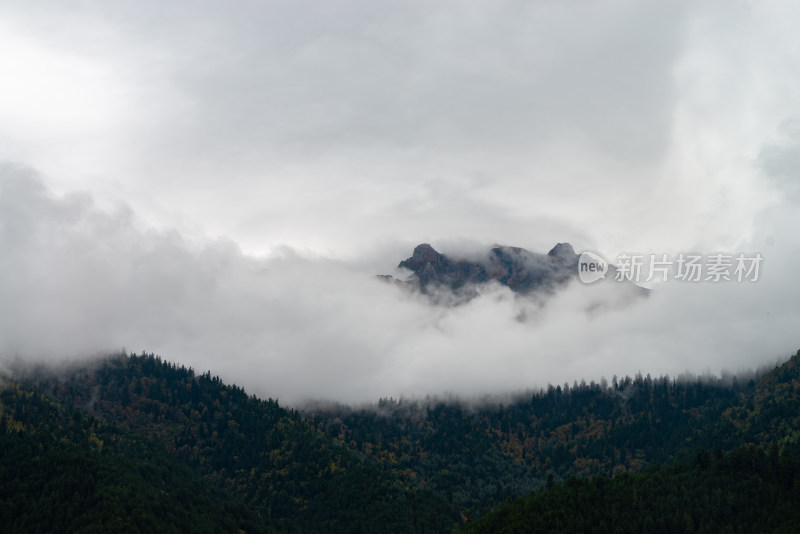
xmin=398 ymin=244 xmax=490 ymax=289
xmin=380 ymin=242 xmax=648 ymax=310
xmin=389 ymin=242 xmax=579 ymax=295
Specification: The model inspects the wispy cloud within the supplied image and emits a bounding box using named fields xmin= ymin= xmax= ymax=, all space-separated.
xmin=1 ymin=165 xmax=796 ymax=404
xmin=1 ymin=1 xmax=793 ymax=257
xmin=1 ymin=2 xmax=799 ymax=403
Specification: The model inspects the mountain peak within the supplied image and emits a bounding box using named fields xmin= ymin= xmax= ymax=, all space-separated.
xmin=390 ymin=242 xmax=579 ymax=295
xmin=398 ymin=243 xmax=445 ymax=273
xmin=547 ymin=242 xmax=576 ymax=259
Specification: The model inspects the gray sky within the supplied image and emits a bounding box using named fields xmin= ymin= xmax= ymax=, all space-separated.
xmin=1 ymin=1 xmax=799 ymax=404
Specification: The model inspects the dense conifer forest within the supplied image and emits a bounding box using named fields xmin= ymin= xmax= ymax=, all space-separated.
xmin=2 ymin=349 xmax=799 ymax=532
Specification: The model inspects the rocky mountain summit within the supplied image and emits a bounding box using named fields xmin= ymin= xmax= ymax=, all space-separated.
xmin=381 ymin=242 xmax=581 ymax=295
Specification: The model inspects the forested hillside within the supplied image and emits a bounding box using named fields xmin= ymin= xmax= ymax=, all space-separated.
xmin=1 ymin=354 xmax=457 ymax=533
xmin=310 ymin=363 xmax=774 ymax=514
xmin=461 ymin=444 xmax=800 ymax=534
xmin=1 ymin=349 xmax=799 ymax=532
xmin=0 ymin=379 xmax=269 ymax=533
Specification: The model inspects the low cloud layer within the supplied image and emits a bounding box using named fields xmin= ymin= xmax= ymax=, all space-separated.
xmin=2 ymin=2 xmax=799 ymax=404
xmin=2 ymin=164 xmax=797 ymax=405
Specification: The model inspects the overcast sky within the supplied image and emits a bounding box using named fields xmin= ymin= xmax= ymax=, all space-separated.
xmin=1 ymin=1 xmax=799 ymax=404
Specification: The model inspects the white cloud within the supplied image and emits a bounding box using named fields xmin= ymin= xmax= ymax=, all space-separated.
xmin=1 ymin=165 xmax=797 ymax=405
xmin=1 ymin=1 xmax=795 ymax=256
xmin=1 ymin=2 xmax=799 ymax=403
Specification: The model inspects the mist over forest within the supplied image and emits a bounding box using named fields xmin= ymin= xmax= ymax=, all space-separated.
xmin=2 ymin=2 xmax=800 ymax=531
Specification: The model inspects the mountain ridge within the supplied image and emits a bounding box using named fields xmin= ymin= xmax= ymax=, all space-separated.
xmin=384 ymin=242 xmax=579 ymax=295
xmin=381 ymin=242 xmax=647 ymax=308
xmin=2 ymin=349 xmax=799 ymax=532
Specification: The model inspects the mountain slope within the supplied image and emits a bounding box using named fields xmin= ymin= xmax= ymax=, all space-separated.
xmin=3 ymin=349 xmax=799 ymax=532
xmin=461 ymin=444 xmax=800 ymax=534
xmin=312 ymin=352 xmax=800 ymax=516
xmin=721 ymin=349 xmax=800 ymax=449
xmin=311 ymin=373 xmax=747 ymax=515
xmin=6 ymin=354 xmax=458 ymax=533
xmin=0 ymin=380 xmax=270 ymax=533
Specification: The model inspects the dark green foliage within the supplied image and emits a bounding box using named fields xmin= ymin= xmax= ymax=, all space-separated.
xmin=306 ymin=351 xmax=800 ymax=518
xmin=461 ymin=445 xmax=800 ymax=533
xmin=4 ymin=353 xmax=458 ymax=533
xmin=312 ymin=372 xmax=752 ymax=514
xmin=0 ymin=383 xmax=269 ymax=533
xmin=2 ymin=349 xmax=800 ymax=533
xmin=721 ymin=350 xmax=800 ymax=448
